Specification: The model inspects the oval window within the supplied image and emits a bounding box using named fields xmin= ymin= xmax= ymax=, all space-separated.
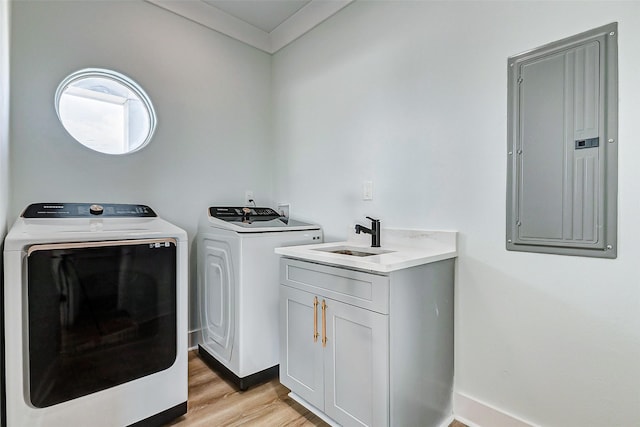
xmin=55 ymin=68 xmax=157 ymax=155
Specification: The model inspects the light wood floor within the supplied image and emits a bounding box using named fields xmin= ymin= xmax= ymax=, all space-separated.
xmin=166 ymin=351 xmax=326 ymax=426
xmin=166 ymin=351 xmax=467 ymax=427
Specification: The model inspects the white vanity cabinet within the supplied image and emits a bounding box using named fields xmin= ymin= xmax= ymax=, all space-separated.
xmin=279 ymin=256 xmax=454 ymax=427
xmin=279 ymin=262 xmax=389 ymax=426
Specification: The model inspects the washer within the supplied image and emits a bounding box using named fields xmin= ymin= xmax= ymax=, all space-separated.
xmin=3 ymin=203 xmax=188 ymax=427
xmin=197 ymin=206 xmax=322 ymax=390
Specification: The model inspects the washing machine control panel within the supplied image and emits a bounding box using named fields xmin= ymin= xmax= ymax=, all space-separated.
xmin=209 ymin=206 xmax=281 ymax=221
xmin=22 ymin=203 xmax=157 ymax=218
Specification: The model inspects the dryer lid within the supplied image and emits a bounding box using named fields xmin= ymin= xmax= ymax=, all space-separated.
xmin=5 ymin=203 xmax=187 ymax=252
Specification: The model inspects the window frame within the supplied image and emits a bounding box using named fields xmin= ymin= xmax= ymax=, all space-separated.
xmin=54 ymin=68 xmax=157 ymax=155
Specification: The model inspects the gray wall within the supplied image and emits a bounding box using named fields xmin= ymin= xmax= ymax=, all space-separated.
xmin=272 ymin=1 xmax=640 ymax=426
xmin=9 ymin=0 xmax=274 ymax=338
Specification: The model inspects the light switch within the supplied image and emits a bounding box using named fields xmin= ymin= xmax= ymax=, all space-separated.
xmin=363 ymin=181 xmax=373 ymax=200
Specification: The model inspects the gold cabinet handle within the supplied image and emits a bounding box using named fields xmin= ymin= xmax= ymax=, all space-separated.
xmin=321 ymin=299 xmax=327 ymax=347
xmin=313 ymin=296 xmax=319 ymax=342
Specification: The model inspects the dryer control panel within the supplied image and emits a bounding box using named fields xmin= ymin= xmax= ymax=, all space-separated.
xmin=209 ymin=206 xmax=281 ymax=221
xmin=22 ymin=203 xmax=157 ymax=218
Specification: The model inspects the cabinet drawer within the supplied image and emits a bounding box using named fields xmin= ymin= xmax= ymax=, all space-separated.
xmin=280 ymin=258 xmax=389 ymax=314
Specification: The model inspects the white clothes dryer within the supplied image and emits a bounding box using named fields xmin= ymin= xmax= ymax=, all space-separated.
xmin=197 ymin=206 xmax=322 ymax=390
xmin=3 ymin=203 xmax=188 ymax=427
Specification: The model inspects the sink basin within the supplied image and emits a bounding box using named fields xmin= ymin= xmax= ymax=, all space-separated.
xmin=314 ymin=246 xmax=394 ymax=257
xmin=329 ymin=249 xmax=379 ymax=257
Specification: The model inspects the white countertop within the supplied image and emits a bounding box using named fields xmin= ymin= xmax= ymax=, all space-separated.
xmin=275 ymin=228 xmax=457 ymax=273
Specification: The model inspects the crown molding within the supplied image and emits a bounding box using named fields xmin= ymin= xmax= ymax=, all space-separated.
xmin=146 ymin=0 xmax=352 ymax=54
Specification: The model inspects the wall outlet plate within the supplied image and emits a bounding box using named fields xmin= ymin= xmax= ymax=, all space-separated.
xmin=244 ymin=190 xmax=254 ymax=205
xmin=278 ymin=203 xmax=290 ymax=218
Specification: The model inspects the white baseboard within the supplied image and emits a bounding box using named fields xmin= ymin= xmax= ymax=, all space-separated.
xmin=453 ymin=392 xmax=537 ymax=427
xmin=188 ymin=328 xmax=200 ymax=351
xmin=439 ymin=415 xmax=456 ymax=427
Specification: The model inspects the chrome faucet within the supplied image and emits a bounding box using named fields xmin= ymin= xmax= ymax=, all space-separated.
xmin=355 ymin=216 xmax=381 ymax=247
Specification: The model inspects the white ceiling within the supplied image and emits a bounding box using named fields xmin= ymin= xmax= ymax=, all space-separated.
xmin=146 ymin=0 xmax=353 ymax=54
xmin=203 ymin=0 xmax=311 ymax=33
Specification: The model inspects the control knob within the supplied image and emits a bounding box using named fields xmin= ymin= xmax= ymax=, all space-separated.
xmin=89 ymin=204 xmax=104 ymax=215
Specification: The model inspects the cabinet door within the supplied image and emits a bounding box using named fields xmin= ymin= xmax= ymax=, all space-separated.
xmin=323 ymin=298 xmax=389 ymax=427
xmin=279 ymin=285 xmax=324 ymax=410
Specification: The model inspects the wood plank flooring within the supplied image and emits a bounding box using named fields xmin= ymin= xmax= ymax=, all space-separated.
xmin=166 ymin=351 xmax=326 ymax=426
xmin=166 ymin=351 xmax=467 ymax=427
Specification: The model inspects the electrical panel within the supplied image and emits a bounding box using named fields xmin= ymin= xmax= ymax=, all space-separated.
xmin=506 ymin=23 xmax=618 ymax=258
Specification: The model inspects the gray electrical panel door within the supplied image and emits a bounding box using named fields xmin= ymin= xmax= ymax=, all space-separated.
xmin=507 ymin=23 xmax=618 ymax=258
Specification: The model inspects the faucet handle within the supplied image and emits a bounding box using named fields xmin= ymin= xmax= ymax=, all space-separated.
xmin=366 ymin=216 xmax=379 ymax=222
